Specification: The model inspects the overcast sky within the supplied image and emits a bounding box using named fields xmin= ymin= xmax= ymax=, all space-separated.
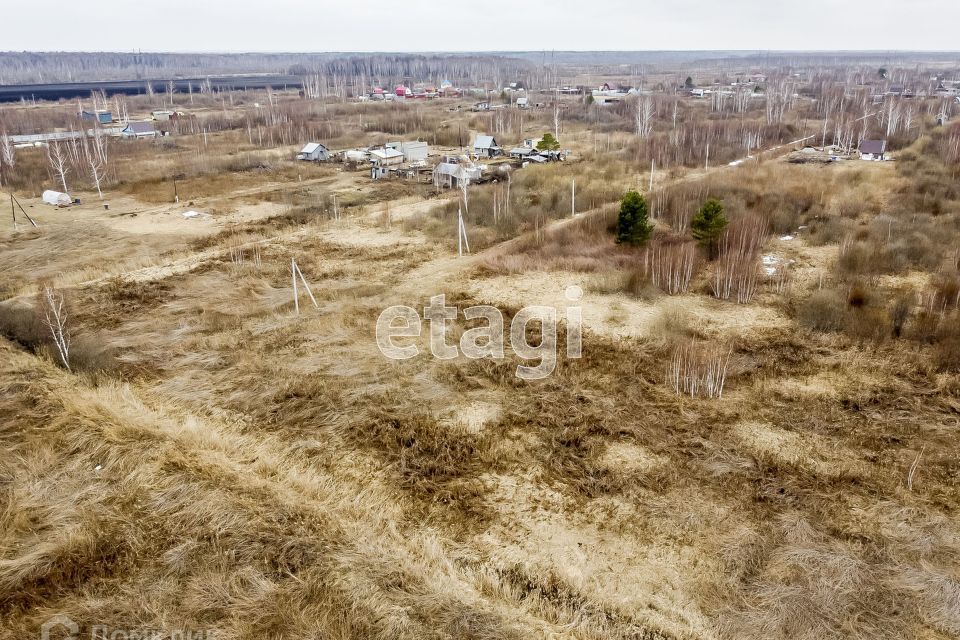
xmin=4 ymin=0 xmax=958 ymax=52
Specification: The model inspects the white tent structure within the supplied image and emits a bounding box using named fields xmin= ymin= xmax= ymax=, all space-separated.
xmin=42 ymin=190 xmax=72 ymax=206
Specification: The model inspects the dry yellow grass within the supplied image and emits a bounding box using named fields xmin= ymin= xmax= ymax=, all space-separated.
xmin=2 ymin=91 xmax=960 ymax=640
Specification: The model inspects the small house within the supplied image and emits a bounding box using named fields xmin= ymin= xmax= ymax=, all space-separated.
xmin=121 ymin=122 xmax=159 ymax=139
xmin=516 ymin=97 xmax=529 ymax=108
xmin=510 ymin=147 xmax=535 ymax=159
xmin=387 ymin=141 xmax=429 ymax=163
xmin=433 ymin=163 xmax=482 ymax=189
xmin=369 ymin=147 xmax=404 ymax=166
xmin=297 ymin=142 xmax=330 ymax=162
xmin=473 ymin=135 xmax=501 ymax=158
xmin=152 ymin=110 xmax=177 ymax=121
xmin=858 ymin=139 xmax=887 ymax=161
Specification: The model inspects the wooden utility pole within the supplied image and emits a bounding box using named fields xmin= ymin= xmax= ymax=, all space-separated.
xmin=571 ymin=179 xmax=576 ymax=217
xmin=291 ymin=258 xmax=318 ymax=315
xmin=457 ymin=206 xmax=470 ymax=256
xmin=9 ymin=193 xmax=38 ymax=229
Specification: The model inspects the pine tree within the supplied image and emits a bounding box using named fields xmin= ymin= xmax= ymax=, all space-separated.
xmin=691 ymin=198 xmax=728 ymax=259
xmin=536 ymin=132 xmax=560 ymax=151
xmin=616 ymin=191 xmax=653 ymax=245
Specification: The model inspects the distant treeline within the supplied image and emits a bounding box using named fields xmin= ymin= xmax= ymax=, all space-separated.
xmin=0 ymin=51 xmax=537 ymax=87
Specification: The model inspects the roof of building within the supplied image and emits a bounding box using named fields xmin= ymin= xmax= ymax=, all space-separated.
xmin=300 ymin=142 xmax=326 ymax=154
xmin=859 ymin=139 xmax=886 ymax=155
xmin=124 ymin=122 xmax=156 ymax=134
xmin=510 ymin=147 xmax=535 ymax=155
xmin=474 ymin=135 xmax=498 ymax=149
xmin=434 ymin=162 xmax=465 ymax=177
xmin=370 ymin=147 xmax=404 ymax=160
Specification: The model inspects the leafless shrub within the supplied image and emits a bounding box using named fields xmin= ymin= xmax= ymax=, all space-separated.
xmin=667 ymin=340 xmax=731 ymax=398
xmin=229 ymin=239 xmax=246 ymax=266
xmin=889 ymin=292 xmax=914 ymax=338
xmin=768 ymin=261 xmax=793 ymax=295
xmin=930 ymin=273 xmax=960 ymax=312
xmin=711 ymin=215 xmax=767 ymax=303
xmin=712 ymin=255 xmax=761 ymax=303
xmin=642 ymin=239 xmax=697 ymax=295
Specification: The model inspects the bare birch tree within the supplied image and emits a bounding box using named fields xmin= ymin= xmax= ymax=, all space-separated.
xmin=0 ymin=130 xmax=14 ymax=187
xmin=82 ymin=128 xmax=108 ymax=199
xmin=39 ymin=284 xmax=71 ymax=371
xmin=46 ymin=141 xmax=70 ymax=194
xmin=553 ymin=88 xmax=561 ymax=140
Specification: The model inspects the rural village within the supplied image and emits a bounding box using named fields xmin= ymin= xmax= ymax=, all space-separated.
xmin=1 ymin=45 xmax=960 ymax=640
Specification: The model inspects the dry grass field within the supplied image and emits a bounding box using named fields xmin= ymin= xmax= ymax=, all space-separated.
xmin=2 ymin=74 xmax=959 ymax=640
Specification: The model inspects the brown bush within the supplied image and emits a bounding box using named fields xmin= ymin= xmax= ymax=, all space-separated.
xmin=0 ymin=302 xmax=45 ymax=349
xmin=846 ymin=306 xmax=891 ymax=343
xmin=934 ymin=324 xmax=960 ymax=372
xmin=797 ymin=289 xmax=847 ymax=332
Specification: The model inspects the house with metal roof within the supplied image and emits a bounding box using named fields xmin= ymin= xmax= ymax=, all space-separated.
xmin=369 ymin=147 xmax=404 ymax=166
xmin=296 ymin=142 xmax=330 ymax=161
xmin=473 ymin=135 xmax=501 ymax=158
xmin=858 ymin=139 xmax=887 ymax=161
xmin=121 ymin=122 xmax=159 ymax=138
xmin=386 ymin=141 xmax=429 ymax=163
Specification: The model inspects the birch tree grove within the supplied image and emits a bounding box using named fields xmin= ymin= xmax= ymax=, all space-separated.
xmin=636 ymin=96 xmax=653 ymax=138
xmin=46 ymin=141 xmax=70 ymax=194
